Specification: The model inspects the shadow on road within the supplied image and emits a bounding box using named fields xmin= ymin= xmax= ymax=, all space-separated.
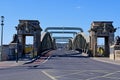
xmin=52 ymin=52 xmax=89 ymax=58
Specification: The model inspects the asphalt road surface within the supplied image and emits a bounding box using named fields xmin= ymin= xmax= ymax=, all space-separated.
xmin=0 ymin=50 xmax=120 ymax=80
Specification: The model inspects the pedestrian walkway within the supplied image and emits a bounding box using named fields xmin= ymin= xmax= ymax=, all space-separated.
xmin=92 ymin=57 xmax=120 ymax=65
xmin=0 ymin=60 xmax=27 ymax=69
xmin=82 ymin=52 xmax=120 ymax=66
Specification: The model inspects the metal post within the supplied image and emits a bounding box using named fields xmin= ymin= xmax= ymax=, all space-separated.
xmin=0 ymin=16 xmax=4 ymax=61
xmin=15 ymin=27 xmax=19 ymax=63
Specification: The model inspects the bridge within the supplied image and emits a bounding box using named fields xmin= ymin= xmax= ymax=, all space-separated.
xmin=1 ymin=20 xmax=120 ymax=80
xmin=7 ymin=20 xmax=117 ymax=61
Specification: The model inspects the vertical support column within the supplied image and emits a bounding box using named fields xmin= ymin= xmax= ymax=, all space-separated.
xmin=33 ymin=31 xmax=41 ymax=57
xmin=33 ymin=32 xmax=37 ymax=57
xmin=38 ymin=31 xmax=41 ymax=55
xmin=17 ymin=35 xmax=23 ymax=58
xmin=109 ymin=33 xmax=114 ymax=45
xmin=91 ymin=35 xmax=94 ymax=50
xmin=22 ymin=35 xmax=26 ymax=57
xmin=93 ymin=35 xmax=97 ymax=57
xmin=90 ymin=32 xmax=97 ymax=57
xmin=18 ymin=35 xmax=25 ymax=58
xmin=89 ymin=36 xmax=91 ymax=49
xmin=104 ymin=37 xmax=110 ymax=57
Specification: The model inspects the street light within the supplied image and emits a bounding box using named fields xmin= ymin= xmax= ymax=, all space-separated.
xmin=0 ymin=16 xmax=4 ymax=61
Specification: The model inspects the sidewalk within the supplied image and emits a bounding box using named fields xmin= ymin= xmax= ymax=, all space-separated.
xmin=92 ymin=57 xmax=120 ymax=65
xmin=0 ymin=60 xmax=27 ymax=69
xmin=0 ymin=50 xmax=53 ymax=69
xmin=81 ymin=52 xmax=120 ymax=66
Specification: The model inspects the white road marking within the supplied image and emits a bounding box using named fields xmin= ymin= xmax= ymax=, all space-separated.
xmin=102 ymin=70 xmax=120 ymax=77
xmin=42 ymin=71 xmax=57 ymax=80
xmin=86 ymin=70 xmax=120 ymax=80
xmin=42 ymin=56 xmax=51 ymax=63
xmin=56 ymin=70 xmax=108 ymax=78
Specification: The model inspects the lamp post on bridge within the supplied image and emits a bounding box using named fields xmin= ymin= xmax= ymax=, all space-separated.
xmin=0 ymin=16 xmax=4 ymax=61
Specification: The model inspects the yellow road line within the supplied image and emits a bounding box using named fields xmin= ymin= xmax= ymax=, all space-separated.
xmin=42 ymin=71 xmax=57 ymax=80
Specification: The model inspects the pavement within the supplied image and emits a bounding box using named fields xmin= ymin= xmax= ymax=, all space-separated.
xmin=0 ymin=60 xmax=27 ymax=69
xmin=92 ymin=57 xmax=120 ymax=65
xmin=0 ymin=52 xmax=120 ymax=69
xmin=0 ymin=50 xmax=53 ymax=69
xmin=81 ymin=52 xmax=120 ymax=65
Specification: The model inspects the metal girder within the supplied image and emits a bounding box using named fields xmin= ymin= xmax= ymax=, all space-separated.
xmin=49 ymin=31 xmax=77 ymax=34
xmin=45 ymin=27 xmax=83 ymax=32
xmin=56 ymin=39 xmax=69 ymax=43
xmin=53 ymin=37 xmax=73 ymax=39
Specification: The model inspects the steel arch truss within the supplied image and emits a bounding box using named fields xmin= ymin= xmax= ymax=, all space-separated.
xmin=45 ymin=27 xmax=83 ymax=43
xmin=41 ymin=32 xmax=56 ymax=53
xmin=68 ymin=33 xmax=89 ymax=53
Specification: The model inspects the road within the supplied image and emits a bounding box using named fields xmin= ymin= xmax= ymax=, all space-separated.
xmin=0 ymin=50 xmax=120 ymax=80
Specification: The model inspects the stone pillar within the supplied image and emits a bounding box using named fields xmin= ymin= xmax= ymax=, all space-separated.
xmin=33 ymin=31 xmax=41 ymax=57
xmin=89 ymin=31 xmax=97 ymax=56
xmin=109 ymin=33 xmax=114 ymax=45
xmin=89 ymin=21 xmax=116 ymax=57
xmin=17 ymin=35 xmax=26 ymax=57
xmin=93 ymin=35 xmax=97 ymax=57
xmin=16 ymin=20 xmax=42 ymax=58
xmin=104 ymin=37 xmax=109 ymax=57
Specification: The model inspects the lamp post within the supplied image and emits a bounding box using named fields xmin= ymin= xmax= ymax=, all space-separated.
xmin=0 ymin=16 xmax=4 ymax=61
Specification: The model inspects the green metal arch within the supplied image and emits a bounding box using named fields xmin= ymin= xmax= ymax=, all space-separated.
xmin=41 ymin=32 xmax=54 ymax=52
xmin=68 ymin=39 xmax=73 ymax=50
xmin=45 ymin=27 xmax=83 ymax=32
xmin=70 ymin=33 xmax=89 ymax=52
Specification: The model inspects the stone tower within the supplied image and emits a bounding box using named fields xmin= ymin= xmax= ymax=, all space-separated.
xmin=89 ymin=21 xmax=116 ymax=57
xmin=16 ymin=20 xmax=42 ymax=58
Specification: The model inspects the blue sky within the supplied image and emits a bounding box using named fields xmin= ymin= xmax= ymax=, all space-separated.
xmin=0 ymin=0 xmax=120 ymax=44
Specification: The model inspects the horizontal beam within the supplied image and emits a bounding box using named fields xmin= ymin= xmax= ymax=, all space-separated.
xmin=56 ymin=39 xmax=69 ymax=42
xmin=53 ymin=37 xmax=73 ymax=39
xmin=45 ymin=27 xmax=83 ymax=32
xmin=49 ymin=31 xmax=77 ymax=34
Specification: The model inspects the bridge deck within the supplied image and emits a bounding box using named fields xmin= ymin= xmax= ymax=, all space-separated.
xmin=26 ymin=50 xmax=120 ymax=80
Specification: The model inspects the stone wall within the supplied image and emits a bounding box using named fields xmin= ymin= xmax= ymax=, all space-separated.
xmin=110 ymin=45 xmax=120 ymax=60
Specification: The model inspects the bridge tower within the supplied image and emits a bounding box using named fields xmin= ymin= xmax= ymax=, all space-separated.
xmin=16 ymin=20 xmax=42 ymax=58
xmin=89 ymin=21 xmax=116 ymax=57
